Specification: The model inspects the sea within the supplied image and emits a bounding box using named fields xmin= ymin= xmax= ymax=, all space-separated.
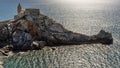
xmin=1 ymin=0 xmax=120 ymax=68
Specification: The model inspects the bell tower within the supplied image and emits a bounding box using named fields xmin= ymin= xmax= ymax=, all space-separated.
xmin=17 ymin=3 xmax=22 ymax=13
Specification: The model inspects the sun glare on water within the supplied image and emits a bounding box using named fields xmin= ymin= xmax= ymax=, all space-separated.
xmin=52 ymin=0 xmax=114 ymax=9
xmin=54 ymin=0 xmax=111 ymax=5
xmin=64 ymin=0 xmax=100 ymax=3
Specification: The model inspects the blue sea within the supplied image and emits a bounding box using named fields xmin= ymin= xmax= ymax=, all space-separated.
xmin=0 ymin=0 xmax=120 ymax=68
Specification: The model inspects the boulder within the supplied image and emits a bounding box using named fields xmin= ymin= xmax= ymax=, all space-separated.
xmin=32 ymin=41 xmax=46 ymax=50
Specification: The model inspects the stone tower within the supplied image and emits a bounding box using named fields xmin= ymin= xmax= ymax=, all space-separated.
xmin=17 ymin=3 xmax=22 ymax=13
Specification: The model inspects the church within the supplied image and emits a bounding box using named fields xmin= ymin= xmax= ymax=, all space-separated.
xmin=14 ymin=3 xmax=40 ymax=20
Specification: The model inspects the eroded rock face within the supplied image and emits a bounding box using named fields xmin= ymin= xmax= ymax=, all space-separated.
xmin=12 ymin=29 xmax=32 ymax=50
xmin=0 ymin=7 xmax=113 ymax=51
xmin=95 ymin=30 xmax=113 ymax=44
xmin=0 ymin=24 xmax=10 ymax=41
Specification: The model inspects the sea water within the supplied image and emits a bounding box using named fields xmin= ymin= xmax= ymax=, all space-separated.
xmin=2 ymin=0 xmax=120 ymax=68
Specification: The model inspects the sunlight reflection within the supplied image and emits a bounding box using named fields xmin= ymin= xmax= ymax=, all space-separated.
xmin=54 ymin=0 xmax=112 ymax=4
xmin=61 ymin=0 xmax=101 ymax=3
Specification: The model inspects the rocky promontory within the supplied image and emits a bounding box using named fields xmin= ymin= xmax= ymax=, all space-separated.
xmin=0 ymin=4 xmax=113 ymax=53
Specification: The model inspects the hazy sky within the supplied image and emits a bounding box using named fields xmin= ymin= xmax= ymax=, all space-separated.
xmin=0 ymin=0 xmax=16 ymax=21
xmin=0 ymin=0 xmax=49 ymax=21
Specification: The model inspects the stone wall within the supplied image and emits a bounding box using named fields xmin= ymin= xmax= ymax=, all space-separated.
xmin=14 ymin=8 xmax=40 ymax=20
xmin=24 ymin=9 xmax=40 ymax=16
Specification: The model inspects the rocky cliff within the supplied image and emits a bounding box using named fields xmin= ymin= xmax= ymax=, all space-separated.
xmin=0 ymin=4 xmax=113 ymax=52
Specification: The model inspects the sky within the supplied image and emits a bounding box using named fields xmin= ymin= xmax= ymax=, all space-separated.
xmin=0 ymin=0 xmax=21 ymax=21
xmin=0 ymin=0 xmax=48 ymax=21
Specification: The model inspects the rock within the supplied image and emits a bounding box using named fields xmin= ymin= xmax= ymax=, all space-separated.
xmin=27 ymin=20 xmax=40 ymax=39
xmin=0 ymin=61 xmax=3 ymax=65
xmin=0 ymin=4 xmax=113 ymax=52
xmin=13 ymin=19 xmax=40 ymax=40
xmin=51 ymin=47 xmax=56 ymax=51
xmin=96 ymin=30 xmax=113 ymax=44
xmin=12 ymin=29 xmax=33 ymax=50
xmin=3 ymin=45 xmax=13 ymax=51
xmin=32 ymin=41 xmax=46 ymax=50
xmin=0 ymin=50 xmax=8 ymax=56
xmin=19 ymin=52 xmax=25 ymax=54
xmin=0 ymin=61 xmax=3 ymax=68
xmin=0 ymin=24 xmax=10 ymax=41
xmin=0 ymin=65 xmax=3 ymax=68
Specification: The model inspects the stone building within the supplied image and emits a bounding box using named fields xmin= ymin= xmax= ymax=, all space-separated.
xmin=14 ymin=3 xmax=40 ymax=20
xmin=17 ymin=3 xmax=22 ymax=13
